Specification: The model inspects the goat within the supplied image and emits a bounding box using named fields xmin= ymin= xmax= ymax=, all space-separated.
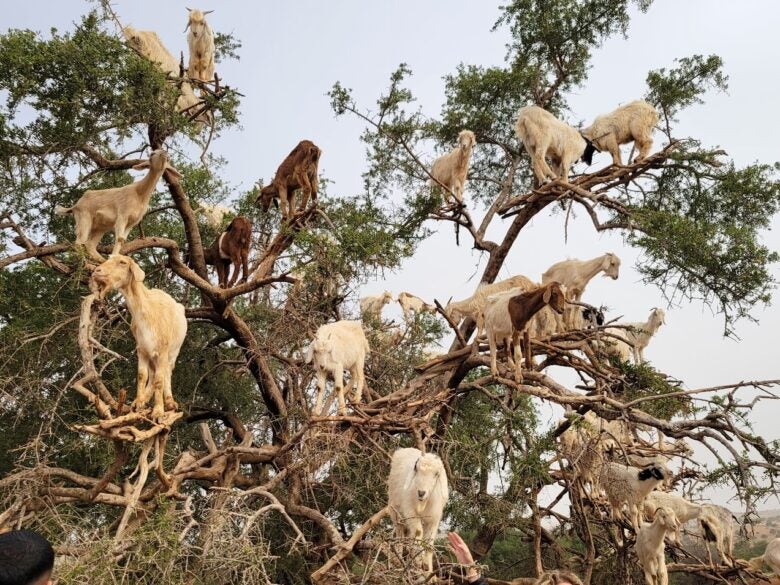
xmin=304 ymin=320 xmax=369 ymax=415
xmin=397 ymin=291 xmax=435 ymax=321
xmin=749 ymin=538 xmax=780 ymax=576
xmin=542 ymin=253 xmax=621 ymax=301
xmin=599 ymin=461 xmax=671 ymax=531
xmin=257 ymin=140 xmax=321 ymax=218
xmin=698 ymin=504 xmax=735 ymax=567
xmin=203 ymin=216 xmax=252 ymax=288
xmin=90 ymin=255 xmax=187 ymax=421
xmin=482 ymin=282 xmax=565 ymax=378
xmin=581 ymin=100 xmax=658 ymax=166
xmin=387 ymin=448 xmax=449 ymax=574
xmin=56 ymin=150 xmax=181 ymax=261
xmin=446 ymin=274 xmax=537 ymax=337
xmin=514 ymin=105 xmax=590 ymax=184
xmin=185 ymin=8 xmax=215 ymax=84
xmin=122 ymin=27 xmax=207 ymax=122
xmin=196 ymin=202 xmax=230 ymax=228
xmin=430 ymin=129 xmax=476 ymax=205
xmin=582 ymin=306 xmax=605 ymax=328
xmin=636 ymin=506 xmax=679 ymax=585
xmin=643 ymin=491 xmax=701 ymax=545
xmin=604 ymin=308 xmax=666 ymax=363
xmin=360 ymin=291 xmax=394 ymax=319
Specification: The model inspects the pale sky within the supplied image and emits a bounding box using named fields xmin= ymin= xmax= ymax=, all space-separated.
xmin=5 ymin=1 xmax=780 ymax=509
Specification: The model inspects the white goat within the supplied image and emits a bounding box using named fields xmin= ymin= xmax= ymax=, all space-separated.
xmin=430 ymin=129 xmax=476 ymax=204
xmin=387 ymin=448 xmax=449 ymax=574
xmin=56 ymin=150 xmax=181 ymax=261
xmin=360 ymin=291 xmax=394 ymax=319
xmin=514 ymin=105 xmax=588 ymax=184
xmin=599 ymin=461 xmax=671 ymax=531
xmin=397 ymin=291 xmax=435 ymax=322
xmin=304 ymin=320 xmax=369 ymax=415
xmin=90 ymin=255 xmax=187 ymax=420
xmin=196 ymin=202 xmax=231 ymax=228
xmin=698 ymin=504 xmax=734 ymax=567
xmin=542 ymin=253 xmax=621 ymax=301
xmin=122 ymin=26 xmax=205 ymax=120
xmin=604 ymin=308 xmax=666 ymax=363
xmin=446 ymin=274 xmax=536 ymax=336
xmin=581 ymin=100 xmax=658 ymax=166
xmin=636 ymin=506 xmax=679 ymax=585
xmin=185 ymin=8 xmax=215 ymax=84
xmin=749 ymin=537 xmax=780 ymax=576
xmin=643 ymin=491 xmax=701 ymax=545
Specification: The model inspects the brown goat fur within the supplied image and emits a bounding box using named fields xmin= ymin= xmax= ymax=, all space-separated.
xmin=257 ymin=140 xmax=321 ymax=218
xmin=203 ymin=216 xmax=252 ymax=288
xmin=509 ymin=282 xmax=567 ymax=375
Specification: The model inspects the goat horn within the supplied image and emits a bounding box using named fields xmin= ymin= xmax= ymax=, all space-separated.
xmin=186 ymin=6 xmax=192 ymax=10
xmin=204 ymin=9 xmax=214 ymax=14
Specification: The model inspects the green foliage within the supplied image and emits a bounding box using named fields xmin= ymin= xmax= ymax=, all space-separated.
xmin=646 ymin=54 xmax=729 ymax=129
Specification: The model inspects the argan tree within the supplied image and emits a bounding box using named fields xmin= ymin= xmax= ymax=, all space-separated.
xmin=0 ymin=2 xmax=778 ymax=584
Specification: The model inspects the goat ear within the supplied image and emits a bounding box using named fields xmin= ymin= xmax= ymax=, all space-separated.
xmin=638 ymin=468 xmax=653 ymax=481
xmin=304 ymin=345 xmax=314 ymax=364
xmin=402 ymin=462 xmax=418 ymax=491
xmin=129 ymin=261 xmax=145 ymax=283
xmin=165 ymin=164 xmax=183 ymax=180
xmin=132 ymin=160 xmax=151 ymax=171
xmin=543 ymin=285 xmax=552 ymax=304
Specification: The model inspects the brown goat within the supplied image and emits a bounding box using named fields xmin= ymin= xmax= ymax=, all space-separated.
xmin=509 ymin=282 xmax=566 ymax=378
xmin=203 ymin=216 xmax=252 ymax=288
xmin=256 ymin=140 xmax=321 ymax=218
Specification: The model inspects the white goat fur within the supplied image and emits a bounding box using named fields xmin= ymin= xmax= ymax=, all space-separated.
xmin=604 ymin=308 xmax=666 ymax=363
xmin=514 ymin=105 xmax=586 ymax=184
xmin=90 ymin=255 xmax=187 ymax=420
xmin=197 ymin=203 xmax=231 ymax=228
xmin=304 ymin=320 xmax=369 ymax=415
xmin=582 ymin=100 xmax=658 ymax=165
xmin=397 ymin=292 xmax=435 ymax=321
xmin=185 ymin=9 xmax=215 ymax=83
xmin=542 ymin=253 xmax=621 ymax=301
xmin=55 ymin=150 xmax=181 ymax=261
xmin=122 ymin=27 xmax=204 ymax=119
xmin=698 ymin=504 xmax=734 ymax=567
xmin=387 ymin=448 xmax=449 ymax=573
xmin=599 ymin=462 xmax=670 ymax=531
xmin=749 ymin=538 xmax=780 ymax=576
xmin=430 ymin=129 xmax=476 ymax=204
xmin=360 ymin=291 xmax=394 ymax=318
xmin=446 ymin=274 xmax=536 ymax=336
xmin=636 ymin=507 xmax=679 ymax=585
xmin=643 ymin=492 xmax=701 ymax=545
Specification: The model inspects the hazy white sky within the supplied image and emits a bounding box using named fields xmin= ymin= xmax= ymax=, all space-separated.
xmin=5 ymin=1 xmax=779 ymax=507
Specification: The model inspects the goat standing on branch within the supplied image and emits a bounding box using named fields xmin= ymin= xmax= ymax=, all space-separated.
xmin=305 ymin=320 xmax=369 ymax=415
xmin=204 ymin=215 xmax=252 ymax=288
xmin=90 ymin=255 xmax=187 ymax=421
xmin=122 ymin=27 xmax=207 ymax=122
xmin=55 ymin=150 xmax=181 ymax=261
xmin=185 ymin=8 xmax=215 ymax=85
xmin=603 ymin=308 xmax=666 ymax=364
xmin=257 ymin=140 xmax=322 ymax=219
xmin=636 ymin=506 xmax=679 ymax=585
xmin=430 ymin=129 xmax=476 ymax=205
xmin=581 ymin=100 xmax=659 ymax=166
xmin=387 ymin=448 xmax=449 ymax=574
xmin=514 ymin=105 xmax=591 ymax=184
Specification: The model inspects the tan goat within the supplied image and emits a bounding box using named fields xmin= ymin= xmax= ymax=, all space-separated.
xmin=430 ymin=129 xmax=476 ymax=205
xmin=56 ymin=150 xmax=181 ymax=261
xmin=257 ymin=140 xmax=321 ymax=218
xmin=90 ymin=255 xmax=188 ymax=421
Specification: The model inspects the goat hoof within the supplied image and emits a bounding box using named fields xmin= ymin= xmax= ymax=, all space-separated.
xmin=164 ymin=398 xmax=178 ymax=411
xmin=151 ymin=406 xmax=165 ymax=421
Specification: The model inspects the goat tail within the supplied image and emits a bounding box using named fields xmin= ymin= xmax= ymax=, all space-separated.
xmin=54 ymin=205 xmax=72 ymax=215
